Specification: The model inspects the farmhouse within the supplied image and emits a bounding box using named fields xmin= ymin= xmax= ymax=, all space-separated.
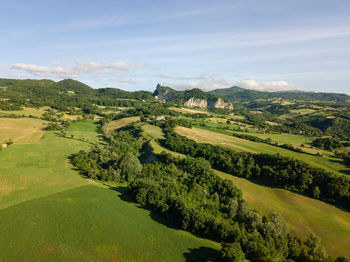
xmin=155 ymin=115 xmax=165 ymax=121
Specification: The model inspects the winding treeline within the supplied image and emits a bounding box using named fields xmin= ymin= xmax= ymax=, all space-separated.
xmin=129 ymin=153 xmax=311 ymax=262
xmin=70 ymin=123 xmax=349 ymax=261
xmin=161 ymin=131 xmax=350 ymax=211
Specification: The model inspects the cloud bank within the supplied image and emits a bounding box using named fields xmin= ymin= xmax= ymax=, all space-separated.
xmin=11 ymin=58 xmax=143 ymax=79
xmin=160 ymin=74 xmax=300 ymax=92
xmin=238 ymin=80 xmax=299 ymax=91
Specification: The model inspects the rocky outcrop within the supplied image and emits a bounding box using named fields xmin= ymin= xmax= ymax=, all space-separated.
xmin=184 ymin=97 xmax=233 ymax=109
xmin=208 ymin=98 xmax=234 ymax=109
xmin=184 ymin=97 xmax=208 ymax=109
xmin=153 ymin=84 xmax=234 ymax=110
xmin=153 ymin=84 xmax=175 ymax=101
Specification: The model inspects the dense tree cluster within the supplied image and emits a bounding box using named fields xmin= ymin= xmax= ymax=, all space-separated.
xmin=161 ymin=131 xmax=350 ymax=211
xmin=128 ymin=153 xmax=345 ymax=262
xmin=72 ymin=126 xmax=143 ymax=182
xmin=312 ymin=138 xmax=343 ymax=151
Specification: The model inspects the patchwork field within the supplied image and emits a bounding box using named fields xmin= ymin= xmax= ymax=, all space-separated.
xmin=0 ymin=117 xmax=46 ymax=144
xmin=215 ymin=171 xmax=350 ymax=257
xmin=0 ymin=120 xmax=218 ymax=261
xmin=175 ymin=126 xmax=350 ymax=176
xmin=106 ymin=116 xmax=140 ymax=132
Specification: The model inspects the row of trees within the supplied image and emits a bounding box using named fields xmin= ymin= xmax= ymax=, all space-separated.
xmin=161 ymin=131 xmax=350 ymax=211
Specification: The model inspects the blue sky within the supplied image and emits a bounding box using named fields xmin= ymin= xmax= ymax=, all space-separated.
xmin=1 ymin=0 xmax=350 ymax=94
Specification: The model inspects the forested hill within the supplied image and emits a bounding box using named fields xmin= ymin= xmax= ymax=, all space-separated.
xmin=152 ymin=83 xmax=227 ymax=102
xmin=209 ymin=86 xmax=350 ymax=103
xmin=0 ymin=78 xmax=154 ymax=110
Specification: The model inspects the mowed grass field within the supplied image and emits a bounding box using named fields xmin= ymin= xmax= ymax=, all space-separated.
xmin=106 ymin=116 xmax=140 ymax=132
xmin=0 ymin=106 xmax=50 ymax=118
xmin=215 ymin=171 xmax=350 ymax=257
xmin=0 ymin=117 xmax=46 ymax=144
xmin=169 ymin=107 xmax=211 ymax=115
xmin=142 ymin=124 xmax=186 ymax=158
xmin=0 ymin=185 xmax=219 ymax=261
xmin=175 ymin=126 xmax=350 ymax=176
xmin=0 ymin=120 xmax=218 ymax=261
xmin=65 ymin=121 xmax=101 ymax=144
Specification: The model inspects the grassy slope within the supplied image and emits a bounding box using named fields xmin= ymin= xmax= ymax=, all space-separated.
xmin=169 ymin=107 xmax=211 ymax=115
xmin=215 ymin=171 xmax=350 ymax=257
xmin=65 ymin=120 xmax=101 ymax=144
xmin=0 ymin=122 xmax=95 ymax=209
xmin=0 ymin=118 xmax=46 ymax=144
xmin=106 ymin=116 xmax=140 ymax=132
xmin=0 ymin=107 xmax=50 ymax=118
xmin=176 ymin=126 xmax=350 ymax=176
xmin=0 ymin=120 xmax=218 ymax=261
xmin=0 ymin=185 xmax=219 ymax=262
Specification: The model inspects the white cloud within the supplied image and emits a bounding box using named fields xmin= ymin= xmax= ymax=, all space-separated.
xmin=238 ymin=79 xmax=300 ymax=91
xmin=11 ymin=58 xmax=143 ymax=78
xmin=160 ymin=74 xmax=234 ymax=91
xmin=159 ymin=74 xmax=300 ymax=92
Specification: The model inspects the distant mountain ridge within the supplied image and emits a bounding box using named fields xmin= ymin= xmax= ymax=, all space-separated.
xmin=209 ymin=86 xmax=350 ymax=103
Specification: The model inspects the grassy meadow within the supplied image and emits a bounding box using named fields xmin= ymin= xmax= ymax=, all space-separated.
xmin=169 ymin=107 xmax=211 ymax=115
xmin=0 ymin=120 xmax=219 ymax=261
xmin=0 ymin=106 xmax=50 ymax=118
xmin=0 ymin=185 xmax=219 ymax=261
xmin=175 ymin=126 xmax=350 ymax=176
xmin=106 ymin=116 xmax=140 ymax=132
xmin=0 ymin=118 xmax=46 ymax=144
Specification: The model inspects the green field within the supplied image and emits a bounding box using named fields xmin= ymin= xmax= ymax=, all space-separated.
xmin=106 ymin=116 xmax=140 ymax=132
xmin=215 ymin=171 xmax=350 ymax=257
xmin=0 ymin=120 xmax=219 ymax=261
xmin=0 ymin=185 xmax=219 ymax=261
xmin=0 ymin=106 xmax=50 ymax=118
xmin=65 ymin=121 xmax=101 ymax=144
xmin=0 ymin=117 xmax=46 ymax=144
xmin=176 ymin=126 xmax=350 ymax=176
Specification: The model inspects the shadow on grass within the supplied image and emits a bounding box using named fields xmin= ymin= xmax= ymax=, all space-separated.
xmin=183 ymin=247 xmax=221 ymax=262
xmin=107 ymin=185 xmax=222 ymax=261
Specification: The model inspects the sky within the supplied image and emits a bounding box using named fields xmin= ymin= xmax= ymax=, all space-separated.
xmin=1 ymin=0 xmax=350 ymax=94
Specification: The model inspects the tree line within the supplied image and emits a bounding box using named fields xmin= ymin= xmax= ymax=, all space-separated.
xmin=160 ymin=130 xmax=350 ymax=212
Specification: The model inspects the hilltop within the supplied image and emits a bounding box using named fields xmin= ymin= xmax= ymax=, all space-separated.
xmin=210 ymin=86 xmax=350 ymax=103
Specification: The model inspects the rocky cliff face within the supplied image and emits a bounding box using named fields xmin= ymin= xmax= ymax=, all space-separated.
xmin=153 ymin=84 xmax=175 ymax=101
xmin=184 ymin=97 xmax=208 ymax=109
xmin=208 ymin=98 xmax=234 ymax=109
xmin=184 ymin=97 xmax=233 ymax=109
